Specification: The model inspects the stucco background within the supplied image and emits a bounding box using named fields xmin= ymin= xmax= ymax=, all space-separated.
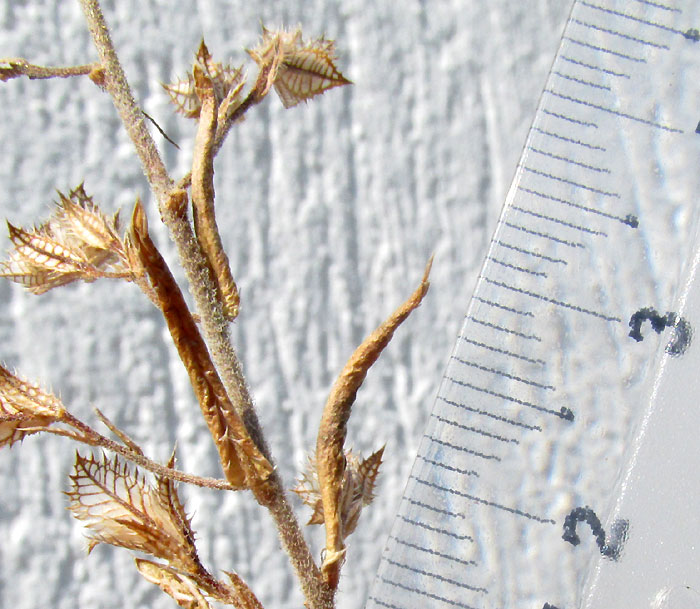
xmin=0 ymin=2 xmax=571 ymax=608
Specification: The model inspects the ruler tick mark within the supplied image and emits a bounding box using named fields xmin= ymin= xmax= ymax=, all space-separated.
xmin=512 ymin=204 xmax=608 ymax=236
xmin=563 ymin=36 xmax=646 ymax=62
xmin=427 ymin=433 xmax=502 ymax=461
xmin=494 ymin=240 xmax=568 ymax=265
xmin=484 ymin=277 xmax=622 ymax=322
xmin=374 ymin=579 xmax=482 ymax=609
xmin=532 ymin=126 xmax=606 ymax=151
xmin=502 ymin=220 xmax=586 ymax=248
xmin=467 ymin=316 xmax=541 ymax=341
xmin=417 ymin=454 xmax=480 ymax=477
xmin=522 ymin=166 xmax=620 ymax=197
xmin=389 ymin=536 xmax=478 ymax=567
xmin=517 ymin=186 xmax=634 ymax=227
xmin=433 ymin=413 xmax=519 ymax=444
xmin=437 ymin=394 xmax=543 ymax=431
xmin=487 ymin=256 xmax=547 ymax=277
xmin=413 ymin=477 xmax=556 ymax=524
xmin=446 ymin=376 xmax=572 ymax=420
xmin=385 ymin=558 xmax=488 ymax=594
xmin=632 ymin=0 xmax=681 ymax=12
xmin=546 ymin=89 xmax=683 ymax=133
xmin=542 ymin=107 xmax=598 ymax=127
xmin=527 ymin=147 xmax=611 ymax=173
xmin=398 ymin=513 xmax=473 ymax=541
xmin=474 ymin=296 xmax=535 ymax=317
xmin=452 ymin=356 xmax=555 ymax=390
xmin=461 ymin=336 xmax=546 ymax=365
xmin=571 ymin=17 xmax=671 ymax=49
xmin=560 ymin=55 xmax=631 ymax=78
xmin=552 ymin=70 xmax=611 ymax=90
xmin=580 ymin=1 xmax=686 ymax=36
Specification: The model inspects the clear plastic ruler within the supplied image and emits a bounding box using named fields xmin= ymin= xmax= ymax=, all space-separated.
xmin=368 ymin=2 xmax=700 ymax=609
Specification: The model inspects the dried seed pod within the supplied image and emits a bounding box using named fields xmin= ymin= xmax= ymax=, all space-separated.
xmin=295 ymin=446 xmax=384 ymax=534
xmin=247 ymin=25 xmax=351 ymax=108
xmin=0 ymin=364 xmax=65 ymax=448
xmin=67 ymin=452 xmax=203 ymax=574
xmin=0 ymin=184 xmax=138 ymax=293
xmin=163 ymin=41 xmax=244 ymax=120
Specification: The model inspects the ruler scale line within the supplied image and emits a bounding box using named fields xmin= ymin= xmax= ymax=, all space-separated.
xmin=432 ymin=413 xmax=520 ymax=444
xmin=412 ymin=477 xmax=557 ymax=524
xmin=483 ymin=277 xmax=623 ymax=321
xmin=445 ymin=376 xmax=572 ymax=420
xmin=437 ymin=395 xmax=544 ymax=431
xmin=452 ymin=356 xmax=556 ymax=390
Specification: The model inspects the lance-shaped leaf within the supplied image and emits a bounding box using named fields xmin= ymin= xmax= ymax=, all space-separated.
xmin=128 ymin=201 xmax=273 ymax=489
xmin=295 ymin=446 xmax=384 ymax=534
xmin=247 ymin=26 xmax=351 ymax=108
xmin=0 ymin=184 xmax=137 ymax=294
xmin=163 ymin=41 xmax=244 ymax=120
xmin=135 ymin=559 xmax=212 ymax=609
xmin=0 ymin=364 xmax=65 ymax=448
xmin=66 ymin=452 xmax=204 ymax=574
xmin=315 ymin=258 xmax=432 ymax=589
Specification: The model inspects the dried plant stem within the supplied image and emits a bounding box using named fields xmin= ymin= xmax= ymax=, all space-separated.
xmin=0 ymin=58 xmax=99 ymax=81
xmin=44 ymin=412 xmax=239 ymax=490
xmin=78 ymin=3 xmax=332 ymax=607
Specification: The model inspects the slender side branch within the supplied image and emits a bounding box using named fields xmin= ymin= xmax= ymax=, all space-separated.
xmin=0 ymin=58 xmax=101 ymax=81
xmin=59 ymin=412 xmax=241 ymax=491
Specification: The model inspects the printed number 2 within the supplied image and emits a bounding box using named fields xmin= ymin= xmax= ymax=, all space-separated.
xmin=562 ymin=506 xmax=629 ymax=560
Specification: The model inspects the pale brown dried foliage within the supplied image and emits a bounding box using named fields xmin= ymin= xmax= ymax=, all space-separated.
xmin=0 ymin=185 xmax=143 ymax=294
xmin=0 ymin=12 xmax=427 ymax=609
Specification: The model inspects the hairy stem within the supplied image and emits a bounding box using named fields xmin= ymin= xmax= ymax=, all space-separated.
xmin=78 ymin=2 xmax=330 ymax=607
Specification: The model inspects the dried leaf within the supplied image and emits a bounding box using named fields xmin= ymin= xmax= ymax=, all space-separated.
xmin=0 ymin=364 xmax=65 ymax=448
xmin=129 ymin=202 xmax=273 ymax=488
xmin=135 ymin=559 xmax=212 ymax=609
xmin=66 ymin=452 xmax=203 ymax=573
xmin=0 ymin=184 xmax=137 ymax=294
xmin=163 ymin=41 xmax=244 ymax=120
xmin=315 ymin=258 xmax=432 ymax=588
xmin=247 ymin=26 xmax=351 ymax=108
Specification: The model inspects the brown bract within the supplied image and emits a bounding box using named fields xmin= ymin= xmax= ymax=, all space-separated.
xmin=314 ymin=258 xmax=432 ymax=589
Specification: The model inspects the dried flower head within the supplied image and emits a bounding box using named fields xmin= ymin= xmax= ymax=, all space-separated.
xmin=0 ymin=184 xmax=136 ymax=294
xmin=163 ymin=41 xmax=245 ymax=120
xmin=295 ymin=446 xmax=384 ymax=536
xmin=67 ymin=452 xmax=203 ymax=574
xmin=246 ymin=25 xmax=351 ymax=108
xmin=0 ymin=365 xmax=65 ymax=448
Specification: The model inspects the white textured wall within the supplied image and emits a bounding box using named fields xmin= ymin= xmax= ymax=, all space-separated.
xmin=0 ymin=2 xmax=571 ymax=608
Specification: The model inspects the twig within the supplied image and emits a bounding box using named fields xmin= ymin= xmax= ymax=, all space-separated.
xmin=77 ymin=3 xmax=332 ymax=607
xmin=0 ymin=58 xmax=99 ymax=81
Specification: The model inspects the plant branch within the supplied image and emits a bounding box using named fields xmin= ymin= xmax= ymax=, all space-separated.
xmin=0 ymin=58 xmax=99 ymax=81
xmin=78 ymin=3 xmax=331 ymax=607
